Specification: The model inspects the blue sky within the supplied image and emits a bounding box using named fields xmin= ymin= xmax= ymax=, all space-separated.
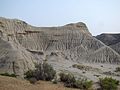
xmin=0 ymin=0 xmax=120 ymax=35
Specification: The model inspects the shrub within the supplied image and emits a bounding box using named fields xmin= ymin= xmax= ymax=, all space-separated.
xmin=29 ymin=77 xmax=37 ymax=84
xmin=115 ymin=67 xmax=120 ymax=72
xmin=10 ymin=74 xmax=17 ymax=77
xmin=0 ymin=73 xmax=9 ymax=76
xmin=52 ymin=79 xmax=58 ymax=84
xmin=59 ymin=72 xmax=93 ymax=89
xmin=59 ymin=72 xmax=67 ymax=82
xmin=99 ymin=77 xmax=119 ymax=90
xmin=0 ymin=73 xmax=17 ymax=77
xmin=24 ymin=70 xmax=35 ymax=79
xmin=35 ymin=62 xmax=56 ymax=81
xmin=59 ymin=72 xmax=76 ymax=87
xmin=52 ymin=75 xmax=58 ymax=84
xmin=74 ymin=78 xmax=93 ymax=90
xmin=24 ymin=62 xmax=56 ymax=82
xmin=82 ymin=79 xmax=93 ymax=90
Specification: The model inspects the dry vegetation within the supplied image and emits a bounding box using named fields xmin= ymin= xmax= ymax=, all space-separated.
xmin=0 ymin=76 xmax=78 ymax=90
xmin=72 ymin=64 xmax=101 ymax=72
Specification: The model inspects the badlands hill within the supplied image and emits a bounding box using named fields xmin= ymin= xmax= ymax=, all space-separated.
xmin=96 ymin=33 xmax=120 ymax=55
xmin=0 ymin=17 xmax=120 ymax=81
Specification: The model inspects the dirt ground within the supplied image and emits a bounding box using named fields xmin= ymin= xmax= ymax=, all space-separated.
xmin=0 ymin=76 xmax=78 ymax=90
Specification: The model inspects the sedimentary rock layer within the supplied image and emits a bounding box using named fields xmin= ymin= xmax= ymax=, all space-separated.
xmin=0 ymin=17 xmax=120 ymax=76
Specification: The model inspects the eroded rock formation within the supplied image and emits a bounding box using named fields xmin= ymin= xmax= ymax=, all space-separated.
xmin=96 ymin=33 xmax=120 ymax=55
xmin=0 ymin=17 xmax=120 ymax=77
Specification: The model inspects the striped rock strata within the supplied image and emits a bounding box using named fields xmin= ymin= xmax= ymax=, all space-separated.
xmin=0 ymin=17 xmax=120 ymax=77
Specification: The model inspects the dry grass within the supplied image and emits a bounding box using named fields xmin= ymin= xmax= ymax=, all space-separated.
xmin=0 ymin=76 xmax=78 ymax=90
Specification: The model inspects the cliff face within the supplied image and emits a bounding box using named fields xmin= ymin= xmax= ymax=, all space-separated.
xmin=0 ymin=17 xmax=120 ymax=77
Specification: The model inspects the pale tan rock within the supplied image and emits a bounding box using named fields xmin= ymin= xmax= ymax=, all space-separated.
xmin=0 ymin=17 xmax=120 ymax=79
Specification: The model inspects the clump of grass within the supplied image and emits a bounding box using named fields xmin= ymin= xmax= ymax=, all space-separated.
xmin=99 ymin=77 xmax=119 ymax=90
xmin=72 ymin=64 xmax=100 ymax=72
xmin=72 ymin=64 xmax=85 ymax=70
xmin=0 ymin=73 xmax=17 ymax=77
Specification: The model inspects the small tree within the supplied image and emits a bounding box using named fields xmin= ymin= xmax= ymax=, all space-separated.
xmin=99 ymin=77 xmax=119 ymax=90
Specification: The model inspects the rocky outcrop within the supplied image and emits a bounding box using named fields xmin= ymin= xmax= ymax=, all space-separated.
xmin=0 ymin=17 xmax=120 ymax=77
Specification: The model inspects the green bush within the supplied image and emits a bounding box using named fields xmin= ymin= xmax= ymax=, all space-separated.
xmin=24 ymin=62 xmax=56 ymax=82
xmin=59 ymin=72 xmax=93 ymax=89
xmin=82 ymin=79 xmax=93 ymax=90
xmin=99 ymin=77 xmax=119 ymax=90
xmin=74 ymin=78 xmax=93 ymax=90
xmin=59 ymin=72 xmax=76 ymax=87
xmin=0 ymin=73 xmax=17 ymax=77
xmin=59 ymin=72 xmax=68 ymax=82
xmin=10 ymin=74 xmax=17 ymax=77
xmin=35 ymin=62 xmax=56 ymax=81
xmin=24 ymin=70 xmax=35 ymax=79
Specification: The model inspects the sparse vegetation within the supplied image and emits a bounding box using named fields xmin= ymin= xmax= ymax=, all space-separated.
xmin=34 ymin=62 xmax=56 ymax=81
xmin=99 ymin=77 xmax=119 ymax=90
xmin=59 ymin=72 xmax=76 ymax=87
xmin=72 ymin=64 xmax=100 ymax=72
xmin=29 ymin=77 xmax=37 ymax=84
xmin=0 ymin=73 xmax=17 ymax=77
xmin=24 ymin=62 xmax=56 ymax=84
xmin=24 ymin=70 xmax=35 ymax=79
xmin=115 ymin=67 xmax=120 ymax=72
xmin=103 ymin=71 xmax=120 ymax=77
xmin=52 ymin=75 xmax=58 ymax=84
xmin=0 ymin=75 xmax=77 ymax=90
xmin=59 ymin=72 xmax=93 ymax=89
xmin=52 ymin=79 xmax=58 ymax=84
xmin=72 ymin=64 xmax=85 ymax=70
xmin=74 ymin=78 xmax=93 ymax=90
